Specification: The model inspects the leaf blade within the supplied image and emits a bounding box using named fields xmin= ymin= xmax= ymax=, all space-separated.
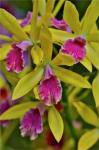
xmin=92 ymin=74 xmax=99 ymax=107
xmin=48 ymin=106 xmax=64 ymax=142
xmin=12 ymin=66 xmax=44 ymax=100
xmin=73 ymin=101 xmax=98 ymax=126
xmin=63 ymin=1 xmax=81 ymax=33
xmin=53 ymin=66 xmax=91 ymax=89
xmin=0 ymin=102 xmax=38 ymax=120
xmin=0 ymin=9 xmax=28 ymax=41
xmin=78 ymin=128 xmax=99 ymax=150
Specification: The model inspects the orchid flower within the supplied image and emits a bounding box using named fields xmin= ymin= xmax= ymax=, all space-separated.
xmin=50 ymin=0 xmax=99 ymax=72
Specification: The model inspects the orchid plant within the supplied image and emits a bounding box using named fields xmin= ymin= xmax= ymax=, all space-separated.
xmin=0 ymin=0 xmax=99 ymax=150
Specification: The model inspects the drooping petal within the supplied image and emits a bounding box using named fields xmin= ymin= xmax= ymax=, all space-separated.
xmin=39 ymin=65 xmax=62 ymax=106
xmin=6 ymin=45 xmax=24 ymax=73
xmin=20 ymin=108 xmax=43 ymax=140
xmin=61 ymin=36 xmax=86 ymax=61
xmin=20 ymin=11 xmax=32 ymax=27
xmin=6 ymin=42 xmax=30 ymax=73
xmin=51 ymin=18 xmax=71 ymax=32
xmin=16 ymin=40 xmax=32 ymax=51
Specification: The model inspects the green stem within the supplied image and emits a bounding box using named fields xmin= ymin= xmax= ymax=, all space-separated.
xmin=2 ymin=121 xmax=17 ymax=145
xmin=62 ymin=83 xmax=78 ymax=149
xmin=0 ymin=127 xmax=4 ymax=150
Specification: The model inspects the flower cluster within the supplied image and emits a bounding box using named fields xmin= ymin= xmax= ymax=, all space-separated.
xmin=0 ymin=0 xmax=99 ymax=149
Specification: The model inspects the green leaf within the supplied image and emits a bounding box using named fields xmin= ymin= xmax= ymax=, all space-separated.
xmin=53 ymin=66 xmax=91 ymax=89
xmin=50 ymin=28 xmax=74 ymax=44
xmin=12 ymin=66 xmax=44 ymax=100
xmin=0 ymin=44 xmax=11 ymax=61
xmin=52 ymin=52 xmax=75 ymax=66
xmin=0 ymin=9 xmax=28 ymax=41
xmin=73 ymin=101 xmax=98 ymax=126
xmin=63 ymin=1 xmax=81 ymax=33
xmin=38 ymin=0 xmax=46 ymax=16
xmin=87 ymin=32 xmax=99 ymax=42
xmin=0 ymin=102 xmax=38 ymax=120
xmin=86 ymin=44 xmax=99 ymax=70
xmin=40 ymin=26 xmax=52 ymax=60
xmin=78 ymin=128 xmax=99 ymax=150
xmin=92 ymin=74 xmax=99 ymax=107
xmin=81 ymin=0 xmax=99 ymax=34
xmin=80 ymin=57 xmax=92 ymax=72
xmin=48 ymin=106 xmax=64 ymax=142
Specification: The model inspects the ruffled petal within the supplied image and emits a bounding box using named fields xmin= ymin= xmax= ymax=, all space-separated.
xmin=39 ymin=65 xmax=62 ymax=106
xmin=61 ymin=36 xmax=86 ymax=61
xmin=20 ymin=108 xmax=43 ymax=140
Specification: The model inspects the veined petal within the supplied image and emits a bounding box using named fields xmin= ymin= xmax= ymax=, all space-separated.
xmin=51 ymin=18 xmax=71 ymax=32
xmin=39 ymin=65 xmax=62 ymax=106
xmin=60 ymin=36 xmax=86 ymax=62
xmin=20 ymin=108 xmax=43 ymax=140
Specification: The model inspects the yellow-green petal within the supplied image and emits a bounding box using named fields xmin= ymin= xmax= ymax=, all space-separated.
xmin=50 ymin=28 xmax=74 ymax=44
xmin=53 ymin=66 xmax=91 ymax=89
xmin=78 ymin=128 xmax=99 ymax=150
xmin=87 ymin=32 xmax=99 ymax=42
xmin=0 ymin=44 xmax=11 ymax=61
xmin=52 ymin=52 xmax=75 ymax=66
xmin=0 ymin=35 xmax=12 ymax=42
xmin=38 ymin=0 xmax=46 ymax=16
xmin=12 ymin=66 xmax=44 ymax=100
xmin=0 ymin=102 xmax=38 ymax=120
xmin=63 ymin=1 xmax=81 ymax=33
xmin=86 ymin=44 xmax=99 ymax=70
xmin=40 ymin=26 xmax=52 ymax=60
xmin=81 ymin=0 xmax=99 ymax=34
xmin=92 ymin=74 xmax=99 ymax=107
xmin=31 ymin=0 xmax=38 ymax=40
xmin=53 ymin=0 xmax=65 ymax=17
xmin=80 ymin=57 xmax=92 ymax=72
xmin=73 ymin=101 xmax=98 ymax=126
xmin=48 ymin=106 xmax=64 ymax=142
xmin=31 ymin=46 xmax=44 ymax=65
xmin=0 ymin=9 xmax=28 ymax=41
